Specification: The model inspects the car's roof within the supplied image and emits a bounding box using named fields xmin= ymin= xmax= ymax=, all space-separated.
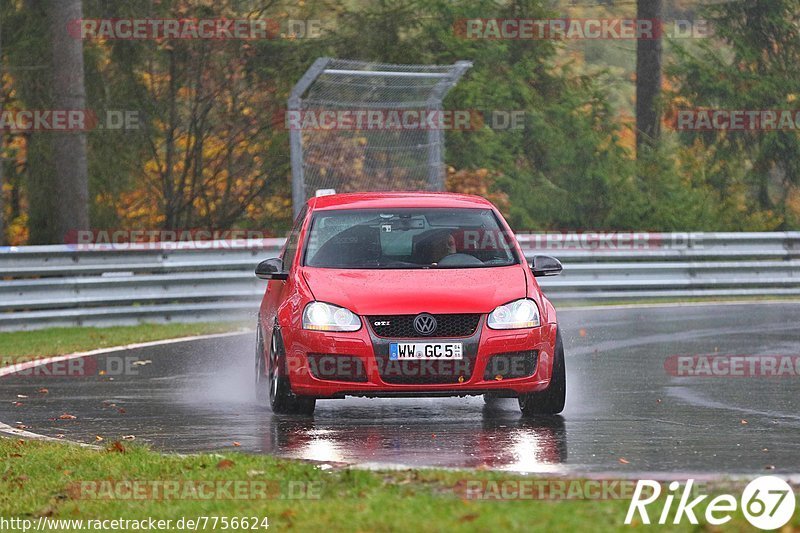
xmin=309 ymin=192 xmax=495 ymax=211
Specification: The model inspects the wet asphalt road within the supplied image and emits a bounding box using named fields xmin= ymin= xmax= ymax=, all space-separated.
xmin=1 ymin=302 xmax=799 ymax=475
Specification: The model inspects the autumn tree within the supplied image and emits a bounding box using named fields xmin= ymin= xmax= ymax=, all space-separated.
xmin=86 ymin=0 xmax=318 ymax=232
xmin=669 ymin=0 xmax=800 ymax=228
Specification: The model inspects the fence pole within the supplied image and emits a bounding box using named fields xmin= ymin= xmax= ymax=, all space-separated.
xmin=289 ymin=58 xmax=331 ymax=218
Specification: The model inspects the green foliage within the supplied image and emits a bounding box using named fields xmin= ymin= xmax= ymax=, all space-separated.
xmin=668 ymin=0 xmax=800 ymax=229
xmin=2 ymin=1 xmax=57 ymax=243
xmin=323 ymin=0 xmax=632 ymax=229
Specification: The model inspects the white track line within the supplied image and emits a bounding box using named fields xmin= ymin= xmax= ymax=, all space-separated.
xmin=0 ymin=421 xmax=101 ymax=448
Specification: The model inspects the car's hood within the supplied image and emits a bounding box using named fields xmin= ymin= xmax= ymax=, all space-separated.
xmin=300 ymin=266 xmax=528 ymax=315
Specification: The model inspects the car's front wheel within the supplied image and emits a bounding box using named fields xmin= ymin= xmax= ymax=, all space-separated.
xmin=255 ymin=325 xmax=315 ymax=416
xmin=255 ymin=327 xmax=269 ymax=404
xmin=518 ymin=329 xmax=566 ymax=416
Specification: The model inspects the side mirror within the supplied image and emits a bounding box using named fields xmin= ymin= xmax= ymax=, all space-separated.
xmin=255 ymin=258 xmax=288 ymax=281
xmin=530 ymin=255 xmax=563 ymax=277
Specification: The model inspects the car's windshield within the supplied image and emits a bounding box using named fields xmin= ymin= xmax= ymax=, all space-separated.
xmin=303 ymin=208 xmax=519 ymax=269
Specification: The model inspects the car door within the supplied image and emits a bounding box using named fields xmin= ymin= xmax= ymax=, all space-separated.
xmin=260 ymin=205 xmax=308 ymax=332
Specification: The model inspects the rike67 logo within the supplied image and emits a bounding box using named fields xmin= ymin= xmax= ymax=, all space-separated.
xmin=625 ymin=477 xmax=796 ymax=530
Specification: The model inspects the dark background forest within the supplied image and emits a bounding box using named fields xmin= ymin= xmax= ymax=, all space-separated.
xmin=1 ymin=0 xmax=799 ymax=244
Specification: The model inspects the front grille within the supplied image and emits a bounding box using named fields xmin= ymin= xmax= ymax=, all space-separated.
xmin=307 ymin=354 xmax=368 ymax=382
xmin=368 ymin=314 xmax=481 ymax=338
xmin=483 ymin=351 xmax=538 ymax=380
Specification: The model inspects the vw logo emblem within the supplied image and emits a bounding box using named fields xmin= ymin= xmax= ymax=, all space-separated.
xmin=413 ymin=313 xmax=437 ymax=336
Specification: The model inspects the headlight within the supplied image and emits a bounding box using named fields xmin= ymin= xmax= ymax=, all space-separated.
xmin=302 ymin=302 xmax=361 ymax=332
xmin=487 ymin=299 xmax=540 ymax=330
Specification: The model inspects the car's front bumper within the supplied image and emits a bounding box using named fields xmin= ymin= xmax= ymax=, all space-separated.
xmin=280 ymin=318 xmax=559 ymax=399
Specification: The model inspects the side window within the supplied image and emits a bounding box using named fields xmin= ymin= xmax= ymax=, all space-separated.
xmin=281 ymin=206 xmax=308 ymax=269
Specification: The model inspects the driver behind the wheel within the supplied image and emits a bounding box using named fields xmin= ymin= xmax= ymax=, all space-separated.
xmin=413 ymin=229 xmax=457 ymax=265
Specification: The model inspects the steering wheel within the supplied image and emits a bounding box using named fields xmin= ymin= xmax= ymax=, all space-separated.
xmin=436 ymin=253 xmax=484 ymax=267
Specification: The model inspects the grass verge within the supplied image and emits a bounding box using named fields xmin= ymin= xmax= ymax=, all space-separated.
xmin=0 ymin=438 xmax=781 ymax=532
xmin=0 ymin=322 xmax=246 ymax=362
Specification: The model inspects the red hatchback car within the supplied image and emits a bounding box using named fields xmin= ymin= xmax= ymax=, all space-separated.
xmin=255 ymin=192 xmax=565 ymax=416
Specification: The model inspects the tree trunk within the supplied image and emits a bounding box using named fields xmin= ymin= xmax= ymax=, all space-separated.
xmin=635 ymin=0 xmax=663 ymax=154
xmin=48 ymin=0 xmax=89 ymax=242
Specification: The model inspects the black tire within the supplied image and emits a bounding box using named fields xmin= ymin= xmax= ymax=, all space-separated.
xmin=262 ymin=325 xmax=315 ymax=416
xmin=518 ymin=329 xmax=566 ymax=416
xmin=255 ymin=326 xmax=269 ymax=404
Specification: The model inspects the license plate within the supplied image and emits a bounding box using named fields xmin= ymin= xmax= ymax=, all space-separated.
xmin=389 ymin=342 xmax=463 ymax=360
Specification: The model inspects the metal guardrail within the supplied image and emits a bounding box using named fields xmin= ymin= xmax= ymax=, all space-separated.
xmin=1 ymin=232 xmax=799 ymax=331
